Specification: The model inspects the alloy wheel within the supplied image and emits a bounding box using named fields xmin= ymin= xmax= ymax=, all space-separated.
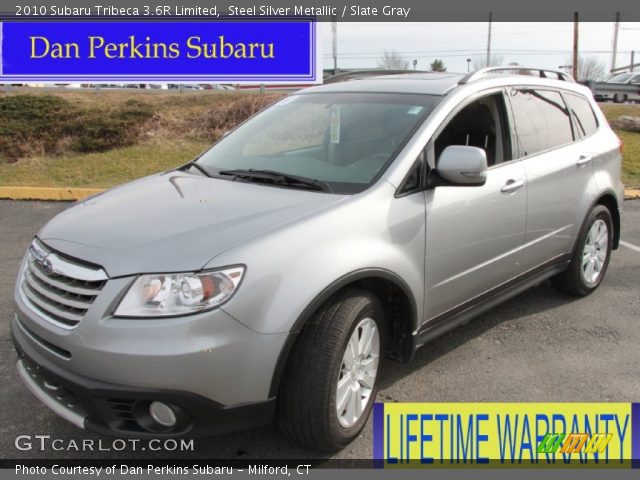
xmin=581 ymin=219 xmax=609 ymax=287
xmin=336 ymin=317 xmax=380 ymax=428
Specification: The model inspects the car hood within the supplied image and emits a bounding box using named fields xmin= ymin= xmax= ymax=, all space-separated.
xmin=38 ymin=171 xmax=345 ymax=277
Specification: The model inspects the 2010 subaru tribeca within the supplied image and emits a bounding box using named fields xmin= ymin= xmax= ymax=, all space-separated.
xmin=12 ymin=67 xmax=623 ymax=451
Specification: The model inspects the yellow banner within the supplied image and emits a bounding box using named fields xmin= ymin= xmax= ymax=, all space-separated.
xmin=373 ymin=403 xmax=633 ymax=468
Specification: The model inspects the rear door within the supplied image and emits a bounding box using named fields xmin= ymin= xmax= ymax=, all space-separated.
xmin=507 ymin=88 xmax=593 ymax=271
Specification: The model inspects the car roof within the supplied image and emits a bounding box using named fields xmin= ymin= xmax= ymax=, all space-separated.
xmin=303 ymin=71 xmax=591 ymax=97
xmin=305 ymin=73 xmax=465 ymax=96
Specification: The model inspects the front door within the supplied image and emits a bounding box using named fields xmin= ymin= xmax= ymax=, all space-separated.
xmin=423 ymin=91 xmax=527 ymax=323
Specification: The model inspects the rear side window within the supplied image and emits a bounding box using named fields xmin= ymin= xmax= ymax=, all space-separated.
xmin=565 ymin=93 xmax=599 ymax=138
xmin=509 ymin=89 xmax=574 ymax=157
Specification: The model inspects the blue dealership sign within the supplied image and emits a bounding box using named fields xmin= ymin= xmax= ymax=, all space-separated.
xmin=0 ymin=20 xmax=318 ymax=83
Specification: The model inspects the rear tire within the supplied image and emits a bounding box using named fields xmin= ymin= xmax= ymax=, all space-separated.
xmin=552 ymin=205 xmax=613 ymax=296
xmin=277 ymin=289 xmax=385 ymax=452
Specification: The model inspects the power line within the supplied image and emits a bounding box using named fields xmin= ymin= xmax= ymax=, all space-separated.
xmin=323 ymin=49 xmax=630 ymax=58
xmin=322 ymin=48 xmax=628 ymax=55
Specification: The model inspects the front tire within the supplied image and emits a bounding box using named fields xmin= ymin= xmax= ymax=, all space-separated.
xmin=552 ymin=205 xmax=613 ymax=296
xmin=277 ymin=290 xmax=384 ymax=452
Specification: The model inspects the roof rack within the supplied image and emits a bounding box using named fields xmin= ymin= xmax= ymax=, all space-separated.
xmin=459 ymin=66 xmax=575 ymax=85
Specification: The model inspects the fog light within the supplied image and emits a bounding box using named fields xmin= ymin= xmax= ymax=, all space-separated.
xmin=149 ymin=401 xmax=177 ymax=427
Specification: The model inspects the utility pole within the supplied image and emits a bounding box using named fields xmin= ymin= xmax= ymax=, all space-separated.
xmin=572 ymin=12 xmax=579 ymax=80
xmin=486 ymin=12 xmax=493 ymax=67
xmin=331 ymin=19 xmax=338 ymax=75
xmin=631 ymin=51 xmax=636 ymax=72
xmin=611 ymin=12 xmax=620 ymax=73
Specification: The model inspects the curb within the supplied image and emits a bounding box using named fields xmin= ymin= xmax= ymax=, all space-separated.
xmin=1 ymin=186 xmax=639 ymax=201
xmin=0 ymin=187 xmax=104 ymax=201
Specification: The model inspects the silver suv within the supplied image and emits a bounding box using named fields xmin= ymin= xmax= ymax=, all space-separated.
xmin=12 ymin=67 xmax=623 ymax=451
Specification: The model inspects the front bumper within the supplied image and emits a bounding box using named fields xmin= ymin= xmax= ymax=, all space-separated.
xmin=12 ymin=318 xmax=276 ymax=438
xmin=12 ymin=240 xmax=290 ymax=437
xmin=14 ymin=268 xmax=289 ymax=406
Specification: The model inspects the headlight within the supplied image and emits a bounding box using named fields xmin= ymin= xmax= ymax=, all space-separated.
xmin=113 ymin=266 xmax=245 ymax=317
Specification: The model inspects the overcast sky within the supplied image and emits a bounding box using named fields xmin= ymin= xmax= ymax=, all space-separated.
xmin=319 ymin=22 xmax=640 ymax=76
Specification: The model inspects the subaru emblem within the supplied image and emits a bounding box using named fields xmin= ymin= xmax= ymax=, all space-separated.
xmin=41 ymin=256 xmax=54 ymax=275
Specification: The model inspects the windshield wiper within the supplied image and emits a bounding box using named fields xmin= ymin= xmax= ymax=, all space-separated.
xmin=183 ymin=160 xmax=213 ymax=178
xmin=218 ymin=169 xmax=333 ymax=193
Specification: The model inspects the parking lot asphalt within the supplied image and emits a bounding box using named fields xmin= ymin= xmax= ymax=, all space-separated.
xmin=0 ymin=200 xmax=639 ymax=461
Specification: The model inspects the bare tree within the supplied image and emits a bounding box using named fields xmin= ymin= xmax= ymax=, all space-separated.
xmin=378 ymin=50 xmax=409 ymax=70
xmin=566 ymin=55 xmax=608 ymax=82
xmin=472 ymin=55 xmax=504 ymax=71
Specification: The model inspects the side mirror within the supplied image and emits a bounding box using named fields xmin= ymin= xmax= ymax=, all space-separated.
xmin=436 ymin=145 xmax=488 ymax=186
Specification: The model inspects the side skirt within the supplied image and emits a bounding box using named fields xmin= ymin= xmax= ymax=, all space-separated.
xmin=414 ymin=254 xmax=571 ymax=350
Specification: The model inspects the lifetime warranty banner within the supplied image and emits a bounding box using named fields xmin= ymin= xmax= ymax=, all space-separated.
xmin=0 ymin=20 xmax=319 ymax=83
xmin=373 ymin=403 xmax=640 ymax=468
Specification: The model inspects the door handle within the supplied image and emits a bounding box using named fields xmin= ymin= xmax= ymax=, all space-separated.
xmin=576 ymin=155 xmax=593 ymax=167
xmin=501 ymin=179 xmax=525 ymax=194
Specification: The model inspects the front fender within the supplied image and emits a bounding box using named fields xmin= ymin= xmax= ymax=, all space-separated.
xmin=207 ymin=183 xmax=426 ymax=335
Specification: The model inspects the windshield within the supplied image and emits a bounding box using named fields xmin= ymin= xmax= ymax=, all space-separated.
xmin=195 ymin=92 xmax=438 ymax=193
xmin=609 ymin=73 xmax=633 ymax=83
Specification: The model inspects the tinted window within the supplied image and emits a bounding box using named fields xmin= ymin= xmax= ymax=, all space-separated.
xmin=565 ymin=93 xmax=599 ymax=138
xmin=509 ymin=89 xmax=573 ymax=157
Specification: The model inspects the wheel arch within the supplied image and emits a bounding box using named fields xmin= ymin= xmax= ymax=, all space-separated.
xmin=268 ymin=269 xmax=418 ymax=398
xmin=595 ymin=191 xmax=620 ymax=249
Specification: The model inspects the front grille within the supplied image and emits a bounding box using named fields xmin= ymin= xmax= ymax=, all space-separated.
xmin=16 ymin=317 xmax=72 ymax=359
xmin=20 ymin=239 xmax=107 ymax=328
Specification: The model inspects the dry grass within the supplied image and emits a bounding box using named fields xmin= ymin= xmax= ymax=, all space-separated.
xmin=0 ymin=137 xmax=208 ymax=188
xmin=600 ymin=103 xmax=640 ymax=187
xmin=1 ymin=88 xmax=284 ymax=144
